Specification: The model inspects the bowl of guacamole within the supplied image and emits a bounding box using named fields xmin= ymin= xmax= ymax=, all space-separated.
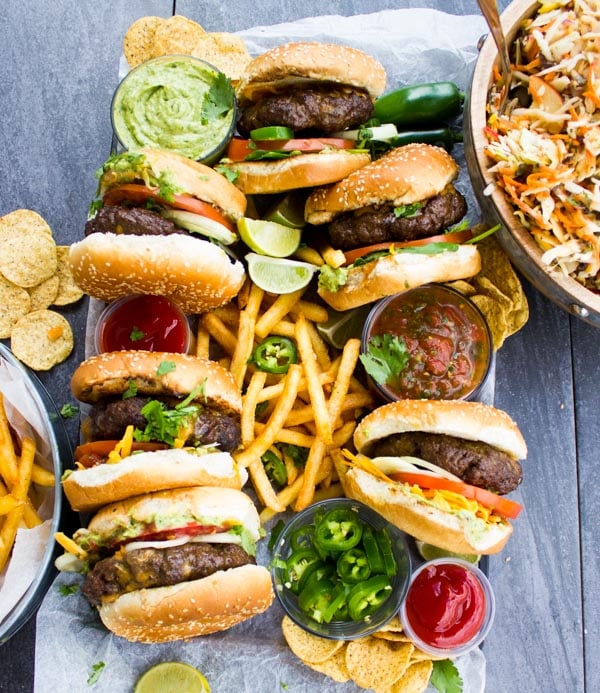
xmin=111 ymin=55 xmax=237 ymax=164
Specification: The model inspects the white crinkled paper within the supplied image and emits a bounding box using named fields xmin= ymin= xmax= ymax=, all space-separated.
xmin=35 ymin=8 xmax=489 ymax=692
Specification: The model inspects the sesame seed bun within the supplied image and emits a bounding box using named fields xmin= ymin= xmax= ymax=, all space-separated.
xmin=305 ymin=143 xmax=460 ymax=225
xmin=235 ymin=41 xmax=386 ymax=105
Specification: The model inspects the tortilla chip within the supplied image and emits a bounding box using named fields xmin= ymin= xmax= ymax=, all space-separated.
xmin=0 ymin=224 xmax=57 ymax=288
xmin=192 ymin=33 xmax=251 ymax=81
xmin=390 ymin=660 xmax=434 ymax=693
xmin=345 ymin=638 xmax=414 ymax=690
xmin=281 ymin=616 xmax=344 ymax=664
xmin=123 ymin=16 xmax=165 ymax=67
xmin=471 ymin=294 xmax=509 ymax=350
xmin=0 ymin=209 xmax=53 ymax=237
xmin=372 ymin=630 xmax=412 ymax=642
xmin=0 ymin=275 xmax=31 ymax=339
xmin=307 ymin=646 xmax=351 ymax=683
xmin=474 ymin=275 xmax=513 ymax=310
xmin=444 ymin=279 xmax=477 ymax=296
xmin=53 ymin=246 xmax=84 ymax=305
xmin=11 ymin=309 xmax=73 ymax=371
xmin=376 ymin=615 xmax=404 ymax=633
xmin=154 ymin=15 xmax=206 ymax=56
xmin=28 ymin=274 xmax=60 ymax=311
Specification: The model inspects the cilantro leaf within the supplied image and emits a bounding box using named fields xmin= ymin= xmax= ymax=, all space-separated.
xmin=394 ymin=202 xmax=422 ymax=218
xmin=215 ymin=165 xmax=239 ymax=183
xmin=157 ymin=360 xmax=176 ymax=376
xmin=203 ymin=72 xmax=234 ymax=121
xmin=58 ymin=582 xmax=79 ymax=596
xmin=430 ymin=659 xmax=463 ymax=693
xmin=60 ymin=403 xmax=78 ymax=419
xmin=129 ymin=326 xmax=145 ymax=342
xmin=133 ymin=399 xmax=200 ymax=446
xmin=87 ymin=661 xmax=105 ymax=686
xmin=122 ymin=380 xmax=138 ymax=399
xmin=359 ymin=334 xmax=409 ymax=386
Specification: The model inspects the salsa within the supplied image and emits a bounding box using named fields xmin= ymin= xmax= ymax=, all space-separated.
xmin=96 ymin=295 xmax=191 ymax=353
xmin=403 ymin=561 xmax=487 ymax=650
xmin=361 ymin=284 xmax=491 ymax=400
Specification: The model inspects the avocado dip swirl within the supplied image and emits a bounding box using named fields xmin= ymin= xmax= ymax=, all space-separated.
xmin=112 ymin=56 xmax=236 ymax=161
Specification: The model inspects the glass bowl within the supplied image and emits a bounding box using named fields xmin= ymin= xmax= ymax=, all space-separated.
xmin=361 ymin=284 xmax=493 ymax=403
xmin=0 ymin=342 xmax=70 ymax=643
xmin=271 ymin=498 xmax=411 ymax=640
xmin=400 ymin=558 xmax=495 ymax=657
xmin=94 ymin=294 xmax=193 ymax=354
xmin=111 ymin=54 xmax=237 ymax=164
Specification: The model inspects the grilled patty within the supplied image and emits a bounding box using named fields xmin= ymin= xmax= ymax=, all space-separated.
xmin=371 ymin=431 xmax=522 ymax=495
xmin=85 ymin=206 xmax=183 ymax=237
xmin=238 ymin=85 xmax=374 ymax=135
xmin=328 ymin=186 xmax=468 ymax=250
xmin=82 ymin=542 xmax=254 ymax=607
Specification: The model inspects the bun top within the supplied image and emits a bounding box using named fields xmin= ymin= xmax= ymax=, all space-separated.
xmin=84 ymin=486 xmax=261 ymax=544
xmin=305 ymin=143 xmax=460 ymax=225
xmin=98 ymin=148 xmax=247 ymax=222
xmin=236 ymin=41 xmax=386 ymax=105
xmin=354 ymin=399 xmax=527 ymax=460
xmin=71 ymin=350 xmax=242 ymax=414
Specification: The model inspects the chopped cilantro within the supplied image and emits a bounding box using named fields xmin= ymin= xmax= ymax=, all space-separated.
xmin=359 ymin=334 xmax=409 ymax=387
xmin=87 ymin=661 xmax=105 ymax=686
xmin=133 ymin=399 xmax=199 ymax=446
xmin=122 ymin=380 xmax=138 ymax=399
xmin=60 ymin=403 xmax=78 ymax=419
xmin=215 ymin=165 xmax=238 ymax=183
xmin=157 ymin=360 xmax=176 ymax=376
xmin=58 ymin=582 xmax=79 ymax=596
xmin=129 ymin=326 xmax=145 ymax=342
xmin=430 ymin=659 xmax=463 ymax=693
xmin=393 ymin=202 xmax=422 ymax=218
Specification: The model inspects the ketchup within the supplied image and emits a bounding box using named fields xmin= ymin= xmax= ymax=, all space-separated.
xmin=404 ymin=562 xmax=487 ymax=650
xmin=96 ymin=295 xmax=191 ymax=353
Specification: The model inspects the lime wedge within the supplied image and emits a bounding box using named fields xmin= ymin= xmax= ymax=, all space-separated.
xmin=134 ymin=662 xmax=210 ymax=693
xmin=317 ymin=304 xmax=372 ymax=349
xmin=237 ymin=217 xmax=301 ymax=257
xmin=263 ymin=191 xmax=308 ymax=229
xmin=415 ymin=540 xmax=481 ymax=564
xmin=246 ymin=253 xmax=317 ymax=294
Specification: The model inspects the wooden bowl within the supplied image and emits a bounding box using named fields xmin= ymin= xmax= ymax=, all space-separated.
xmin=464 ymin=0 xmax=600 ymax=327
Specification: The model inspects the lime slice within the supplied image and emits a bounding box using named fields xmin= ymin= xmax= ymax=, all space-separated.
xmin=415 ymin=540 xmax=481 ymax=564
xmin=134 ymin=662 xmax=210 ymax=693
xmin=263 ymin=191 xmax=307 ymax=229
xmin=237 ymin=217 xmax=301 ymax=257
xmin=246 ymin=253 xmax=317 ymax=294
xmin=317 ymin=304 xmax=372 ymax=349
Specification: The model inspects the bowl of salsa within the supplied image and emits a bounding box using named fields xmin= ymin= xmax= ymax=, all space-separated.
xmin=95 ymin=294 xmax=192 ymax=354
xmin=400 ymin=558 xmax=495 ymax=657
xmin=360 ymin=284 xmax=493 ymax=402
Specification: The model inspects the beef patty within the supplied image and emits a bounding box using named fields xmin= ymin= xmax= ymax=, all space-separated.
xmin=87 ymin=396 xmax=241 ymax=452
xmin=85 ymin=206 xmax=183 ymax=237
xmin=238 ymin=85 xmax=374 ymax=135
xmin=328 ymin=185 xmax=467 ymax=250
xmin=371 ymin=431 xmax=522 ymax=495
xmin=82 ymin=542 xmax=254 ymax=607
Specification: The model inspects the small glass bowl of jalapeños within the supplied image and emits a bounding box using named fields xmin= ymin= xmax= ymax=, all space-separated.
xmin=270 ymin=498 xmax=411 ymax=639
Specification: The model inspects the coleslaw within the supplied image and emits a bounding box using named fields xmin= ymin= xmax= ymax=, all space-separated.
xmin=484 ymin=0 xmax=600 ymax=291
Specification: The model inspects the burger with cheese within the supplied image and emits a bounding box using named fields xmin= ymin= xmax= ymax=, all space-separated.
xmin=335 ymin=399 xmax=527 ymax=555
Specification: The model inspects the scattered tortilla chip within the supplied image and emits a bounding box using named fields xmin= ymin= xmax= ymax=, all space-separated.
xmin=0 ymin=209 xmax=53 ymax=237
xmin=474 ymin=275 xmax=513 ymax=310
xmin=53 ymin=246 xmax=84 ymax=305
xmin=281 ymin=616 xmax=344 ymax=664
xmin=445 ymin=279 xmax=477 ymax=296
xmin=471 ymin=294 xmax=509 ymax=350
xmin=345 ymin=638 xmax=413 ymax=690
xmin=390 ymin=660 xmax=434 ymax=693
xmin=372 ymin=630 xmax=412 ymax=642
xmin=28 ymin=274 xmax=60 ymax=311
xmin=409 ymin=647 xmax=447 ymax=662
xmin=11 ymin=310 xmax=73 ymax=371
xmin=307 ymin=647 xmax=351 ymax=683
xmin=154 ymin=15 xmax=206 ymax=56
xmin=123 ymin=16 xmax=165 ymax=67
xmin=375 ymin=615 xmax=404 ymax=632
xmin=192 ymin=32 xmax=251 ymax=81
xmin=0 ymin=225 xmax=57 ymax=288
xmin=0 ymin=276 xmax=31 ymax=339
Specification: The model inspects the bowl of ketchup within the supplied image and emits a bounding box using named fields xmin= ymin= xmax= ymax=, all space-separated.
xmin=400 ymin=558 xmax=495 ymax=657
xmin=95 ymin=295 xmax=193 ymax=354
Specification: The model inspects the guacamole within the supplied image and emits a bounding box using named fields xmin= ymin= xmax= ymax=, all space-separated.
xmin=111 ymin=56 xmax=236 ymax=162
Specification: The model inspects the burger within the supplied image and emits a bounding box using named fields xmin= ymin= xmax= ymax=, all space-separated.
xmin=216 ymin=41 xmax=386 ymax=193
xmin=62 ymin=350 xmax=245 ymax=512
xmin=336 ymin=400 xmax=527 ymax=555
xmin=305 ymin=143 xmax=482 ymax=311
xmin=69 ymin=148 xmax=247 ymax=313
xmin=55 ymin=486 xmax=274 ymax=643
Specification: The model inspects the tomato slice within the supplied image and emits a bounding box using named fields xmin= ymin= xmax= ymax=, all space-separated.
xmin=390 ymin=471 xmax=523 ymax=520
xmin=102 ymin=183 xmax=235 ymax=233
xmin=226 ymin=136 xmax=355 ymax=161
xmin=342 ymin=229 xmax=475 ymax=266
xmin=74 ymin=440 xmax=169 ymax=468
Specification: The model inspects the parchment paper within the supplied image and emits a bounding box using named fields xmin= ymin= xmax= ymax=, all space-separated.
xmin=36 ymin=8 xmax=490 ymax=692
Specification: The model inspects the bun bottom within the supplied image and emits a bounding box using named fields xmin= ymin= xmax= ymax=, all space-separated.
xmin=341 ymin=467 xmax=512 ymax=555
xmin=98 ymin=564 xmax=274 ymax=643
xmin=318 ymin=245 xmax=481 ymax=311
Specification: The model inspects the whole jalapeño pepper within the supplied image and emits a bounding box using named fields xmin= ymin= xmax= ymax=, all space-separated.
xmin=373 ymin=82 xmax=463 ymax=128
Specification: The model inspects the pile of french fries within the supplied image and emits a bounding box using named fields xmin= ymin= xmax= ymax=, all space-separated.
xmin=0 ymin=392 xmax=55 ymax=574
xmin=196 ymin=281 xmax=373 ymax=522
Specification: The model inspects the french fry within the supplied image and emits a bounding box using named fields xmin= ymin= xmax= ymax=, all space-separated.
xmin=229 ymin=282 xmax=264 ymax=388
xmin=0 ymin=436 xmax=35 ymax=572
xmin=255 ymin=370 xmax=335 ymax=404
xmin=255 ymin=289 xmax=305 ymax=339
xmin=212 ymin=304 xmax=241 ymax=327
xmin=267 ymin=320 xmax=296 ymax=339
xmin=241 ymin=371 xmax=268 ymax=445
xmin=295 ymin=314 xmax=332 ymax=445
xmin=289 ymin=300 xmax=329 ymax=324
xmin=248 ymin=458 xmax=286 ymax=512
xmin=318 ymin=240 xmax=346 ymax=268
xmin=305 ymin=319 xmax=331 ymax=371
xmin=293 ymin=246 xmax=324 ymax=266
xmin=234 ymin=364 xmax=302 ymax=468
xmin=0 ymin=393 xmax=18 ymax=487
xmin=31 ymin=463 xmax=55 ymax=487
xmin=195 ymin=321 xmax=211 ymax=359
xmin=253 ymin=423 xmax=315 ymax=449
xmin=200 ymin=312 xmax=238 ymax=355
xmin=0 ymin=495 xmax=20 ymax=515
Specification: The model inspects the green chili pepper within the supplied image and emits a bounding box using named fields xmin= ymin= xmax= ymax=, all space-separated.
xmin=290 ymin=524 xmax=316 ymax=551
xmin=373 ymin=82 xmax=463 ymax=128
xmin=347 ymin=575 xmax=393 ymax=621
xmin=251 ymin=336 xmax=298 ymax=374
xmin=314 ymin=507 xmax=363 ymax=552
xmin=375 ymin=528 xmax=398 ymax=578
xmin=250 ymin=126 xmax=295 ymax=140
xmin=261 ymin=449 xmax=287 ymax=487
xmin=298 ymin=575 xmax=336 ymax=623
xmin=389 ymin=127 xmax=463 ymax=150
xmin=361 ymin=525 xmax=385 ymax=574
xmin=337 ymin=548 xmax=371 ymax=584
xmin=322 ymin=583 xmax=351 ymax=624
xmin=284 ymin=548 xmax=321 ymax=593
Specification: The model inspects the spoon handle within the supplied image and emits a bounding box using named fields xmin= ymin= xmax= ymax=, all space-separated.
xmin=477 ymin=0 xmax=513 ymax=111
